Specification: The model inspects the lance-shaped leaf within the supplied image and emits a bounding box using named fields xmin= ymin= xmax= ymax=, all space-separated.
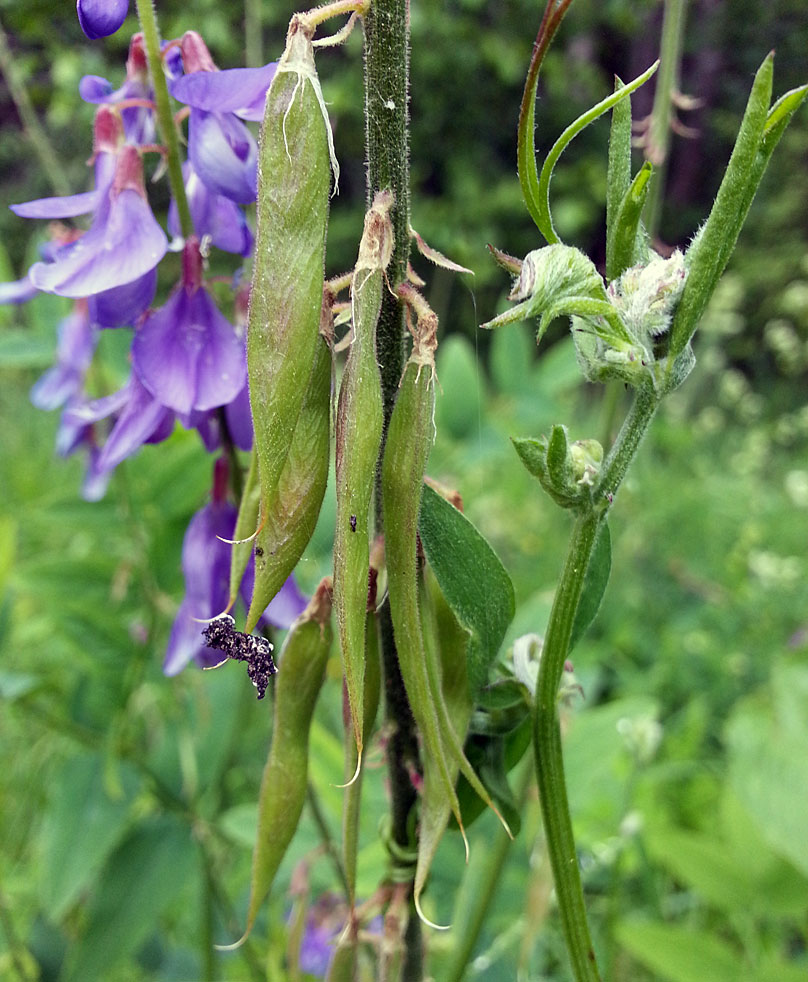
xmin=606 ymin=75 xmax=632 ymax=279
xmin=607 ymin=161 xmax=653 ymax=283
xmin=418 ymin=483 xmax=515 ymax=696
xmin=670 ymin=55 xmax=806 ymax=355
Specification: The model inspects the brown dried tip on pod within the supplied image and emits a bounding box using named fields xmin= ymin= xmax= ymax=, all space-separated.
xmin=333 ymin=189 xmax=393 ymax=785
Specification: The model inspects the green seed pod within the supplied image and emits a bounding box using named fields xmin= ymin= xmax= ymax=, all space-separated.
xmin=247 ymin=15 xmax=335 ymax=609
xmin=240 ymin=578 xmax=333 ymax=942
xmin=334 ymin=190 xmax=393 ymax=773
xmin=381 ymin=303 xmax=474 ymax=924
xmin=227 ymin=448 xmax=260 ymax=612
xmin=246 ymin=310 xmax=332 ymax=633
xmin=342 ymin=557 xmax=382 ymax=904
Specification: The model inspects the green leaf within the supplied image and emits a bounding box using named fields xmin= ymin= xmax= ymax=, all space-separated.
xmin=725 ymin=663 xmax=808 ymax=877
xmin=39 ymin=752 xmax=139 ymax=921
xmin=489 ymin=321 xmax=534 ymax=395
xmin=606 ymin=75 xmax=632 ymax=280
xmin=535 ymin=61 xmax=658 ymax=244
xmin=434 ymin=335 xmax=486 ymax=440
xmin=607 ymin=161 xmax=653 ymax=282
xmin=511 ymin=435 xmax=548 ymax=482
xmin=644 ymin=823 xmax=808 ymax=917
xmin=569 ymin=522 xmax=611 ymax=652
xmin=615 ymin=919 xmax=746 ymax=982
xmin=670 ymin=54 xmax=774 ymax=354
xmin=419 ymin=483 xmax=515 ymax=695
xmin=62 ymin=817 xmax=199 ymax=982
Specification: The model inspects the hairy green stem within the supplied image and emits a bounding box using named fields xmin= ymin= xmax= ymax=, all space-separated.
xmin=363 ymin=1 xmax=421 ymax=976
xmin=535 ymin=385 xmax=659 ymax=981
xmin=134 ymin=0 xmax=193 ymax=238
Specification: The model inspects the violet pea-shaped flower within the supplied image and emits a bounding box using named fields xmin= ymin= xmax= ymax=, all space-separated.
xmin=168 ymin=163 xmax=253 ymax=256
xmin=132 ymin=238 xmax=246 ymax=414
xmin=80 ymin=35 xmax=154 ymax=144
xmin=163 ymin=488 xmax=308 ymax=676
xmin=30 ymin=302 xmax=97 ymax=410
xmin=172 ymin=32 xmax=262 ymax=204
xmin=23 ymin=145 xmax=167 ymax=299
xmin=77 ymin=0 xmax=129 ymax=40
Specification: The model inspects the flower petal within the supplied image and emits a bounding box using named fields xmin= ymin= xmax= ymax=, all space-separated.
xmin=28 ymin=189 xmax=167 ymax=298
xmin=88 ymin=268 xmax=157 ymax=327
xmin=188 ymin=109 xmax=257 ymax=204
xmin=76 ymin=0 xmax=130 ymax=40
xmin=132 ymin=286 xmax=246 ymax=414
xmin=172 ymin=63 xmax=277 ymax=121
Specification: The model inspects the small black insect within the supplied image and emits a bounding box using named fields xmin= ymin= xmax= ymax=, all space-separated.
xmin=203 ymin=615 xmax=277 ymax=699
xmin=349 ymin=514 xmax=357 ymax=532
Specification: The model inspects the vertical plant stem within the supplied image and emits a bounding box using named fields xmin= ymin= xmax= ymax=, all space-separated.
xmin=535 ymin=385 xmax=659 ymax=982
xmin=306 ymin=782 xmax=351 ymax=899
xmin=134 ymin=0 xmax=194 ymax=238
xmin=0 ymin=18 xmax=71 ymax=197
xmin=534 ymin=511 xmax=603 ymax=982
xmin=363 ymin=2 xmax=421 ymax=977
xmin=244 ymin=0 xmax=263 ymax=68
xmin=643 ymin=0 xmax=689 ymax=237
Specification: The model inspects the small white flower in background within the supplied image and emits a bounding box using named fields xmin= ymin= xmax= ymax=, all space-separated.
xmin=616 ymin=713 xmax=662 ymax=764
xmin=511 ymin=632 xmax=583 ymax=705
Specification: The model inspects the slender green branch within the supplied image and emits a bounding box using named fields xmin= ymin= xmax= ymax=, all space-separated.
xmin=306 ymin=782 xmax=351 ymax=899
xmin=244 ymin=0 xmax=263 ymax=68
xmin=134 ymin=0 xmax=194 ymax=238
xmin=643 ymin=0 xmax=689 ymax=237
xmin=534 ymin=384 xmax=659 ymax=981
xmin=0 ymin=18 xmax=72 ymax=198
xmin=534 ymin=511 xmax=603 ymax=982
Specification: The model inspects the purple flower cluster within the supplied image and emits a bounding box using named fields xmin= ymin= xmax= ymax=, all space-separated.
xmin=4 ymin=29 xmax=304 ymax=673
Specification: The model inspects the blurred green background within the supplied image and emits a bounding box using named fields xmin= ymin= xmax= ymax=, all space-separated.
xmin=1 ymin=0 xmax=807 ymax=979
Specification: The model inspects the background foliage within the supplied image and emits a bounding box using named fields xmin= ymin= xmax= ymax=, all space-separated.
xmin=1 ymin=0 xmax=807 ymax=979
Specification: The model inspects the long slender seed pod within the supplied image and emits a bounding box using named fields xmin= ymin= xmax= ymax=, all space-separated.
xmin=227 ymin=448 xmax=260 ymax=610
xmin=342 ymin=558 xmax=382 ymax=904
xmin=381 ymin=306 xmax=472 ymax=924
xmin=246 ymin=312 xmax=332 ymax=632
xmin=230 ymin=578 xmax=333 ymax=946
xmin=334 ymin=190 xmax=393 ymax=774
xmin=247 ymin=15 xmax=334 ymax=612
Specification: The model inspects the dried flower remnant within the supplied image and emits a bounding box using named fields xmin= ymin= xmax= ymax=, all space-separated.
xmin=203 ymin=615 xmax=277 ymax=699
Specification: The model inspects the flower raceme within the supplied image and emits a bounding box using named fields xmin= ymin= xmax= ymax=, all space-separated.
xmin=3 ymin=22 xmax=289 ymax=676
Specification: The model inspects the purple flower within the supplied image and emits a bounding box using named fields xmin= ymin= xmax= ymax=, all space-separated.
xmin=0 ymin=275 xmax=39 ymax=305
xmin=80 ymin=35 xmax=154 ymax=144
xmin=172 ymin=59 xmax=278 ymax=122
xmin=132 ymin=238 xmax=246 ymax=415
xmin=164 ymin=463 xmax=307 ymax=676
xmin=172 ymin=32 xmax=259 ymax=204
xmin=185 ymin=380 xmax=253 ymax=453
xmin=77 ymin=0 xmax=129 ymax=40
xmin=187 ymin=109 xmax=258 ymax=204
xmin=30 ymin=303 xmax=97 ymax=410
xmin=87 ymin=268 xmax=157 ymax=328
xmin=22 ymin=145 xmax=167 ymax=299
xmin=168 ymin=163 xmax=253 ymax=256
xmin=61 ymin=370 xmax=175 ymax=494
